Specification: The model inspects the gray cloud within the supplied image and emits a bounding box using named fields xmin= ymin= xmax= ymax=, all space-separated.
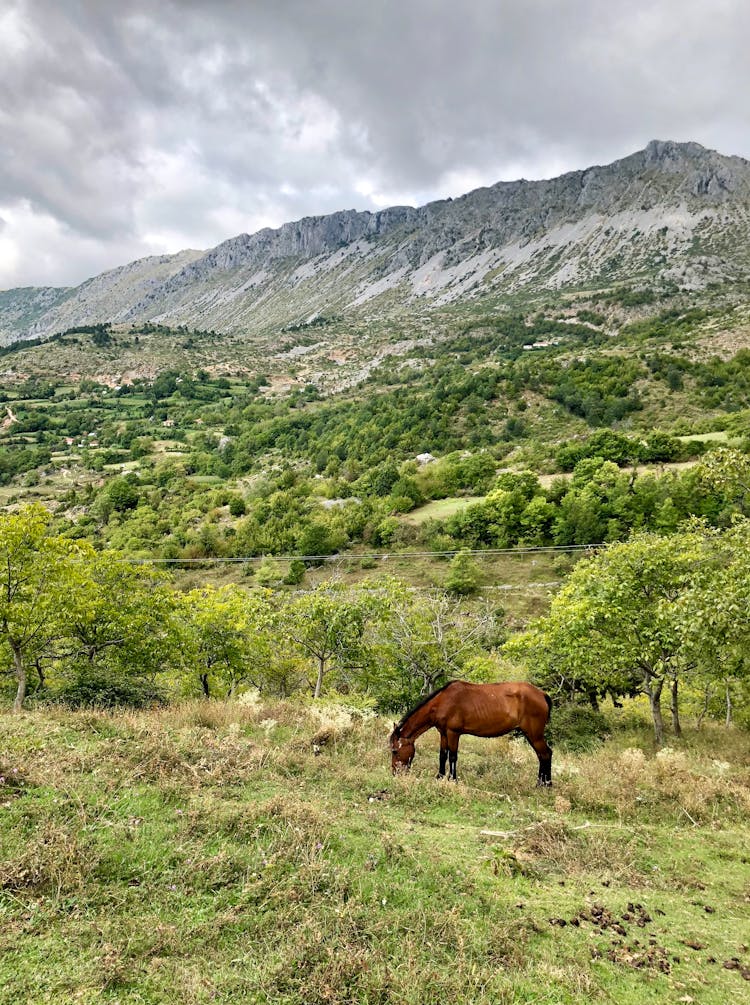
xmin=1 ymin=0 xmax=750 ymax=287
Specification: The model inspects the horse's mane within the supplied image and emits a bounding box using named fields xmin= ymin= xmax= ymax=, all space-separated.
xmin=395 ymin=681 xmax=456 ymax=732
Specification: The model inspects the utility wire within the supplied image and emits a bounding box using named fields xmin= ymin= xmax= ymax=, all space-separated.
xmin=129 ymin=543 xmax=604 ymax=565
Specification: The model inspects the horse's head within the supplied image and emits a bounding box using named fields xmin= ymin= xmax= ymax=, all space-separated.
xmin=389 ymin=723 xmax=415 ymax=774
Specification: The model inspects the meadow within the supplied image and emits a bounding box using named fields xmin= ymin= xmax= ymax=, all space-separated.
xmin=1 ymin=700 xmax=748 ymax=1004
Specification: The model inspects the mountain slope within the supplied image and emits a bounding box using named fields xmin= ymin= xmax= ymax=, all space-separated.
xmin=3 ymin=140 xmax=750 ymax=344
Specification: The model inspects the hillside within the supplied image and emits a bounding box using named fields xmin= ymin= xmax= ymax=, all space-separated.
xmin=5 ymin=138 xmax=750 ymax=614
xmin=3 ymin=140 xmax=750 ymax=345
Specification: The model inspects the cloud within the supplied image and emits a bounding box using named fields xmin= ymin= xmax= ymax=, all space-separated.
xmin=1 ymin=0 xmax=750 ymax=287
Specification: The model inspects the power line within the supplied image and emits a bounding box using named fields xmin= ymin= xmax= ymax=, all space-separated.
xmin=129 ymin=543 xmax=604 ymax=565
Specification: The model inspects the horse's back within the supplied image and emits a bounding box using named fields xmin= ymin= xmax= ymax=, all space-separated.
xmin=433 ymin=680 xmax=550 ymax=737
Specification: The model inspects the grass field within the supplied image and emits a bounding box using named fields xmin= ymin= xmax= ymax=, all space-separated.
xmin=1 ymin=701 xmax=748 ymax=1004
xmin=404 ymin=497 xmax=485 ymax=524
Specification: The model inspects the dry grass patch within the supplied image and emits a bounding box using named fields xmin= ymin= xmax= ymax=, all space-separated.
xmin=511 ymin=818 xmax=641 ymax=882
xmin=553 ymin=736 xmax=750 ymax=824
xmin=0 ymin=819 xmax=99 ymax=897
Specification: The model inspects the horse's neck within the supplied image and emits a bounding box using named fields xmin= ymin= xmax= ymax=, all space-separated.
xmin=401 ymin=705 xmax=434 ymax=741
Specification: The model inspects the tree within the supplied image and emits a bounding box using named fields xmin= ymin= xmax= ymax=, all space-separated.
xmin=0 ymin=506 xmax=86 ymax=712
xmin=176 ymin=585 xmax=274 ymax=697
xmin=444 ymin=550 xmax=481 ymax=596
xmin=278 ymin=582 xmax=377 ymax=698
xmin=367 ymin=584 xmax=499 ymax=711
xmin=59 ymin=553 xmax=178 ymax=699
xmin=106 ymin=477 xmax=140 ymax=513
xmin=696 ymin=448 xmax=750 ymax=517
xmin=675 ymin=521 xmax=750 ymax=726
xmin=506 ymin=532 xmax=706 ymax=744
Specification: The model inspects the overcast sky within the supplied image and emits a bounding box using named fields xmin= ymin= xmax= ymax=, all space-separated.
xmin=2 ymin=0 xmax=749 ymax=290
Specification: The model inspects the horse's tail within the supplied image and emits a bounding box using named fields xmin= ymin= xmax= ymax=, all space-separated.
xmin=543 ymin=692 xmax=552 ymax=719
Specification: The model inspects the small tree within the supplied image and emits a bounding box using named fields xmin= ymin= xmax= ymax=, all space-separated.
xmin=176 ymin=585 xmax=273 ymax=697
xmin=59 ymin=552 xmax=178 ymax=701
xmin=444 ymin=550 xmax=481 ymax=596
xmin=367 ymin=583 xmax=498 ymax=711
xmin=676 ymin=521 xmax=750 ymax=726
xmin=278 ymin=582 xmax=377 ymax=698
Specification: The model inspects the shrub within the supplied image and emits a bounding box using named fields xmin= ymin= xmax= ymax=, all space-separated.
xmin=52 ymin=669 xmax=166 ymax=709
xmin=228 ymin=495 xmax=247 ymax=517
xmin=444 ymin=550 xmax=481 ymax=596
xmin=543 ymin=702 xmax=611 ymax=752
xmin=283 ymin=559 xmax=306 ymax=585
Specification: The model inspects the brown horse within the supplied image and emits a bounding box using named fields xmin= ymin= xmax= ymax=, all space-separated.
xmin=389 ymin=680 xmax=553 ymax=786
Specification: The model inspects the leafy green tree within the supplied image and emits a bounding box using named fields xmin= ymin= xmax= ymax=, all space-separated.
xmin=519 ymin=495 xmax=556 ymax=545
xmin=60 ymin=553 xmax=178 ymax=695
xmin=675 ymin=521 xmax=750 ymax=726
xmin=696 ymin=447 xmax=750 ymax=517
xmin=105 ymin=477 xmax=140 ymax=514
xmin=177 ymin=585 xmax=273 ymax=697
xmin=506 ymin=532 xmax=706 ymax=744
xmin=444 ymin=550 xmax=481 ymax=596
xmin=278 ymin=583 xmax=378 ymax=698
xmin=296 ymin=520 xmax=339 ymax=560
xmin=0 ymin=506 xmax=87 ymax=712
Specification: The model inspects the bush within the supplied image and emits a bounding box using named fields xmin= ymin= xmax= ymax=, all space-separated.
xmin=228 ymin=495 xmax=247 ymax=517
xmin=543 ymin=702 xmax=611 ymax=752
xmin=283 ymin=559 xmax=306 ymax=585
xmin=52 ymin=670 xmax=166 ymax=709
xmin=444 ymin=550 xmax=481 ymax=596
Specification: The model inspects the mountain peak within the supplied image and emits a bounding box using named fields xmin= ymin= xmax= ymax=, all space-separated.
xmin=643 ymin=138 xmax=710 ymax=160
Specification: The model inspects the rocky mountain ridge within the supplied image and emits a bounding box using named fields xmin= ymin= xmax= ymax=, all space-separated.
xmin=3 ymin=140 xmax=750 ymax=344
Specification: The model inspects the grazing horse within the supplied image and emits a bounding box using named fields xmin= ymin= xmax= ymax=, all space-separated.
xmin=389 ymin=680 xmax=553 ymax=786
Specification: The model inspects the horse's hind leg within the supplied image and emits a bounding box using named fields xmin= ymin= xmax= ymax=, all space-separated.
xmin=526 ymin=735 xmax=553 ymax=787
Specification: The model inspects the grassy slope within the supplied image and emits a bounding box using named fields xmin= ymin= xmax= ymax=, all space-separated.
xmin=1 ymin=703 xmax=748 ymax=1004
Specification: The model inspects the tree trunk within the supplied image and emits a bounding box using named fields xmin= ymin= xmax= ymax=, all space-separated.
xmin=200 ymin=673 xmax=210 ymax=698
xmin=313 ymin=657 xmax=325 ymax=699
xmin=32 ymin=658 xmax=46 ymax=694
xmin=725 ymin=680 xmax=733 ymax=727
xmin=647 ymin=676 xmax=664 ymax=747
xmin=670 ymin=676 xmax=682 ymax=739
xmin=696 ymin=684 xmax=713 ymax=729
xmin=11 ymin=641 xmax=26 ymax=714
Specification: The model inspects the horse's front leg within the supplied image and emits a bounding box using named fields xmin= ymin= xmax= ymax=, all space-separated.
xmin=437 ymin=733 xmax=448 ymax=779
xmin=447 ymin=730 xmax=460 ymax=781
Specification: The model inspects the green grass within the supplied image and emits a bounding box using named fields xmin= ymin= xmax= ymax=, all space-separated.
xmin=1 ymin=702 xmax=748 ymax=1003
xmin=405 ymin=496 xmax=485 ymax=524
xmin=675 ymin=430 xmax=743 ymax=445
